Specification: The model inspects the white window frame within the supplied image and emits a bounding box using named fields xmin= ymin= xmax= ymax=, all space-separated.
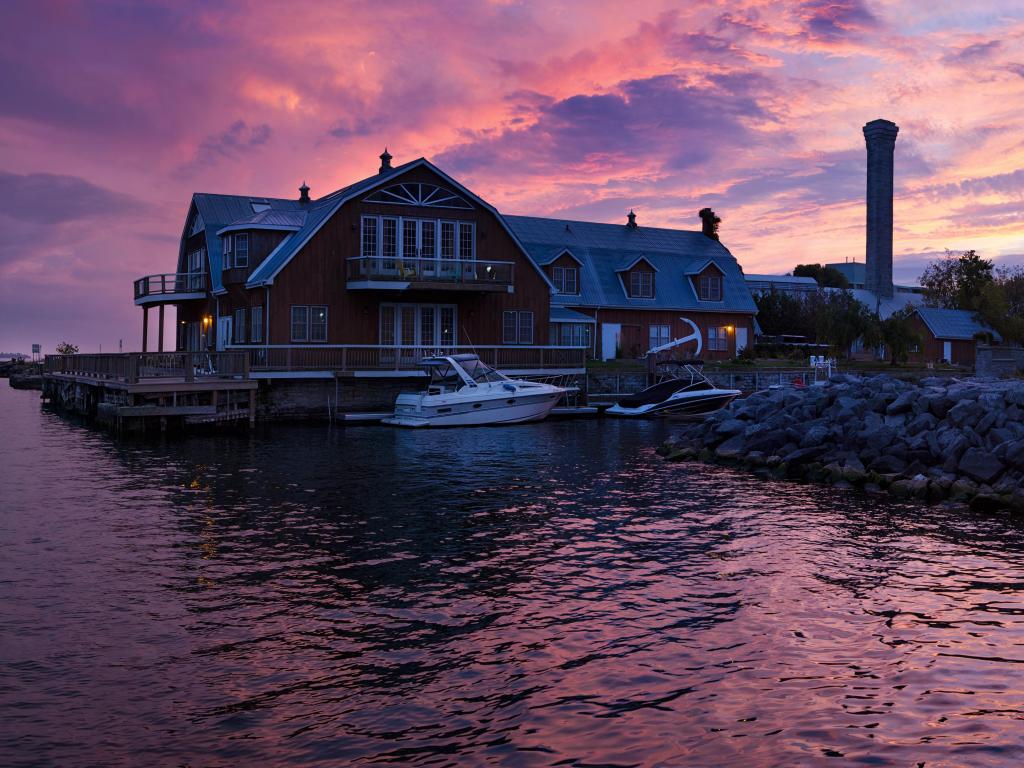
xmin=362 ymin=214 xmax=473 ymax=266
xmin=708 ymin=326 xmax=729 ymax=352
xmin=234 ymin=233 xmax=249 ymax=269
xmin=290 ymin=305 xmax=309 ymax=342
xmin=649 ymin=324 xmax=670 ymax=349
xmin=503 ymin=310 xmax=534 ymax=345
xmin=379 ymin=303 xmax=458 ymax=347
xmin=187 ymin=248 xmax=205 ymax=290
xmin=310 ymin=305 xmax=327 ymax=342
xmin=630 ymin=270 xmax=654 ymax=298
xmin=251 ymin=305 xmax=263 ymax=343
xmin=699 ymin=274 xmax=723 ymax=302
xmin=552 ymin=265 xmax=579 ymax=294
xmin=222 ymin=235 xmax=233 ymax=269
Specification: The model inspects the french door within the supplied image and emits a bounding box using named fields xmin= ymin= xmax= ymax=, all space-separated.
xmin=380 ymin=304 xmax=457 ymax=363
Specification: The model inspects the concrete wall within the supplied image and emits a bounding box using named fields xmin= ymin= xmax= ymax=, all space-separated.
xmin=976 ymin=345 xmax=1024 ymax=378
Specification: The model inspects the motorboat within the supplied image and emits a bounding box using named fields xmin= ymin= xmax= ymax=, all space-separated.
xmin=606 ymin=360 xmax=741 ymax=417
xmin=382 ymin=354 xmax=569 ymax=427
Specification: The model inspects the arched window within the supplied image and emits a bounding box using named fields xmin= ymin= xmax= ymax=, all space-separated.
xmin=364 ymin=183 xmax=473 ymax=210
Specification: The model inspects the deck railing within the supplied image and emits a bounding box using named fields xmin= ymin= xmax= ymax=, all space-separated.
xmin=134 ymin=272 xmax=206 ymax=299
xmin=233 ymin=345 xmax=587 ymax=372
xmin=346 ymin=257 xmax=514 ymax=286
xmin=44 ymin=352 xmax=249 ymax=384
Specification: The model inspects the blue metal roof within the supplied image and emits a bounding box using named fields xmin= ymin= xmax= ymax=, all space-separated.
xmin=550 ymin=306 xmax=596 ymax=323
xmin=191 ymin=193 xmax=302 ymax=292
xmin=915 ymin=307 xmax=1002 ymax=341
xmin=504 ymin=215 xmax=757 ymax=314
xmin=844 ymin=287 xmax=925 ymax=319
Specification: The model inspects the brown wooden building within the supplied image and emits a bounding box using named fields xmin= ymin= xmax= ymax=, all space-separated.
xmin=134 ymin=152 xmax=757 ymax=373
xmin=906 ymin=307 xmax=1001 ymax=368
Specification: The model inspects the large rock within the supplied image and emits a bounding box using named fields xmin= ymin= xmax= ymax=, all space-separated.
xmin=958 ymin=447 xmax=1004 ymax=484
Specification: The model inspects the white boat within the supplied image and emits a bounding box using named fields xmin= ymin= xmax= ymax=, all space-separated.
xmin=606 ymin=361 xmax=741 ymax=417
xmin=382 ymin=354 xmax=569 ymax=427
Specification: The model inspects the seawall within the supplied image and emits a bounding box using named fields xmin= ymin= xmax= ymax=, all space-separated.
xmin=658 ymin=374 xmax=1024 ymax=512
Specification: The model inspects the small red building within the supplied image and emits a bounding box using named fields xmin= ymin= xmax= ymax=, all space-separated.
xmin=908 ymin=307 xmax=1001 ymax=367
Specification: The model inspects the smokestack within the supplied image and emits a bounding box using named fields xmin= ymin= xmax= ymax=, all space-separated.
xmin=863 ymin=119 xmax=898 ymax=300
xmin=698 ymin=208 xmax=720 ymax=241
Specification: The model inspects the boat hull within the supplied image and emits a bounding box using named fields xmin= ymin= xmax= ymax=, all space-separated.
xmin=607 ymin=390 xmax=740 ymax=417
xmin=383 ymin=388 xmax=564 ymax=427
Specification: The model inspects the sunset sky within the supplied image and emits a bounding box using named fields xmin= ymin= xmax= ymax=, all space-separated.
xmin=1 ymin=0 xmax=1023 ymax=353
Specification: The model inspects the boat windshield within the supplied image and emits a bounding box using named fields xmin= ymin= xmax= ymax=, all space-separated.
xmin=458 ymin=358 xmax=509 ymax=384
xmin=427 ymin=362 xmax=464 ymax=389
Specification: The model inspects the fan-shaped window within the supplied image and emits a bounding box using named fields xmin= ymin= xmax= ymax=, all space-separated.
xmin=364 ymin=183 xmax=473 ymax=210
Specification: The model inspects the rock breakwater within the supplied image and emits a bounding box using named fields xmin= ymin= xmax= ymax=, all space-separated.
xmin=659 ymin=374 xmax=1024 ymax=512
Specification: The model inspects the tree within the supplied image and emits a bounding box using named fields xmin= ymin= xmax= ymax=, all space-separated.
xmin=879 ymin=307 xmax=921 ymax=366
xmin=753 ymin=287 xmax=816 ymax=339
xmin=792 ymin=263 xmax=850 ymax=289
xmin=55 ymin=342 xmax=79 ymax=355
xmin=807 ymin=290 xmax=876 ymax=357
xmin=977 ymin=266 xmax=1024 ymax=344
xmin=920 ymin=249 xmax=994 ymax=311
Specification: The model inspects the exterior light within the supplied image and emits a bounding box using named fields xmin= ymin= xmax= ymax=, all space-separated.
xmin=203 ymin=316 xmax=212 ymax=326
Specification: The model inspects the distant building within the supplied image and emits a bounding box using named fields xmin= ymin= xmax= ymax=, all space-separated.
xmin=825 ymin=261 xmax=866 ymax=289
xmin=745 ymin=274 xmax=819 ymax=296
xmin=908 ymin=307 xmax=1001 ymax=367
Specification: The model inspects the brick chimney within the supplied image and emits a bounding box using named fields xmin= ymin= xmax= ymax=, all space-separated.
xmin=863 ymin=119 xmax=898 ymax=300
xmin=698 ymin=208 xmax=720 ymax=240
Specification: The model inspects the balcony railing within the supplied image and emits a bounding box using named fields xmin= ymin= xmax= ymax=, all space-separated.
xmin=346 ymin=257 xmax=514 ymax=288
xmin=134 ymin=272 xmax=206 ymax=300
xmin=45 ymin=352 xmax=249 ymax=384
xmin=233 ymin=345 xmax=586 ymax=373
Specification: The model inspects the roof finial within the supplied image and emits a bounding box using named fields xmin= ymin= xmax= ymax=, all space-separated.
xmin=379 ymin=147 xmax=393 ymax=173
xmin=626 ymin=209 xmax=638 ymax=229
xmin=299 ymin=180 xmax=310 ymax=204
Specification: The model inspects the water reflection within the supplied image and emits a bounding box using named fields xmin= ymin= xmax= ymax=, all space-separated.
xmin=1 ymin=383 xmax=1024 ymax=766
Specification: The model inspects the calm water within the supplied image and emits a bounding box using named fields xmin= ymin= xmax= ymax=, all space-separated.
xmin=1 ymin=383 xmax=1024 ymax=766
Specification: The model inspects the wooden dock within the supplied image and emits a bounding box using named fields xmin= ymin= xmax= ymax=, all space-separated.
xmin=43 ymin=352 xmax=258 ymax=432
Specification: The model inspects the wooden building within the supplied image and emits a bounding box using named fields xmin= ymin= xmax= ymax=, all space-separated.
xmin=907 ymin=307 xmax=1001 ymax=367
xmin=506 ymin=213 xmax=758 ymax=360
xmin=134 ymin=151 xmax=757 ymax=374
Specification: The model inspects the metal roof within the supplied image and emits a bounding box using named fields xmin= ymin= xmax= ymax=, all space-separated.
xmin=191 ymin=193 xmax=302 ymax=292
xmin=914 ymin=307 xmax=1002 ymax=341
xmin=844 ymin=287 xmax=925 ymax=319
xmin=550 ymin=306 xmax=596 ymax=324
xmin=504 ymin=215 xmax=757 ymax=314
xmin=217 ymin=209 xmax=306 ymax=234
xmin=246 ymin=159 xmax=555 ymax=291
xmin=744 ymin=274 xmax=818 ymax=285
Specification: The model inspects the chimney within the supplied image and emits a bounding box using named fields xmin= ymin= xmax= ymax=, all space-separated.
xmin=698 ymin=208 xmax=720 ymax=240
xmin=626 ymin=210 xmax=638 ymax=229
xmin=299 ymin=181 xmax=310 ymax=204
xmin=863 ymin=118 xmax=898 ymax=300
xmin=379 ymin=147 xmax=393 ymax=173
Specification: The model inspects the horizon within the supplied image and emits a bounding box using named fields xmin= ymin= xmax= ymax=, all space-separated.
xmin=1 ymin=0 xmax=1023 ymax=354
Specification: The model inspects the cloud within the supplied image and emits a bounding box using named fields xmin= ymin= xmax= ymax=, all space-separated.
xmin=943 ymin=39 xmax=1002 ymax=63
xmin=797 ymin=0 xmax=880 ymax=43
xmin=183 ymin=120 xmax=272 ymax=171
xmin=0 ymin=171 xmax=144 ymax=226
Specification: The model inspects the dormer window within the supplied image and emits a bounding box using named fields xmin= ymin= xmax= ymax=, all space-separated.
xmin=223 ymin=233 xmax=249 ymax=269
xmin=630 ymin=270 xmax=654 ymax=298
xmin=699 ymin=274 xmax=723 ymax=301
xmin=552 ymin=265 xmax=579 ymax=294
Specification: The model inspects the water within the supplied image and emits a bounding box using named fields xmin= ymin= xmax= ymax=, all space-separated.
xmin=1 ymin=382 xmax=1023 ymax=766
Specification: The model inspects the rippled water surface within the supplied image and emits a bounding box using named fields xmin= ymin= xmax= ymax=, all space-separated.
xmin=2 ymin=382 xmax=1024 ymax=766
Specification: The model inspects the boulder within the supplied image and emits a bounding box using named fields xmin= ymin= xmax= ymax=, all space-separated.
xmin=958 ymin=447 xmax=1004 ymax=484
xmin=870 ymin=454 xmax=907 ymax=475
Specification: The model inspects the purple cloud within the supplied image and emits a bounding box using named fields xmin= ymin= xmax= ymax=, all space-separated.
xmin=798 ymin=0 xmax=879 ymax=42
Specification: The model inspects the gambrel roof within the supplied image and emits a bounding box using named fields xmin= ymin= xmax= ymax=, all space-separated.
xmin=504 ymin=215 xmax=757 ymax=313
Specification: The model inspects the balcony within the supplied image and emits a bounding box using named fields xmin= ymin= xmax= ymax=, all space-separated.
xmin=134 ymin=273 xmax=207 ymax=305
xmin=346 ymin=257 xmax=514 ymax=292
xmin=233 ymin=344 xmax=586 ymax=375
xmin=45 ymin=352 xmax=250 ymax=384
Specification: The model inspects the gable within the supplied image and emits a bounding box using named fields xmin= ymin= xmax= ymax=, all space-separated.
xmin=248 ymin=158 xmax=554 ymax=292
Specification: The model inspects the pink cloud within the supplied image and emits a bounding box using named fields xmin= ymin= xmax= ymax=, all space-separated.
xmin=0 ymin=0 xmax=1022 ymax=352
